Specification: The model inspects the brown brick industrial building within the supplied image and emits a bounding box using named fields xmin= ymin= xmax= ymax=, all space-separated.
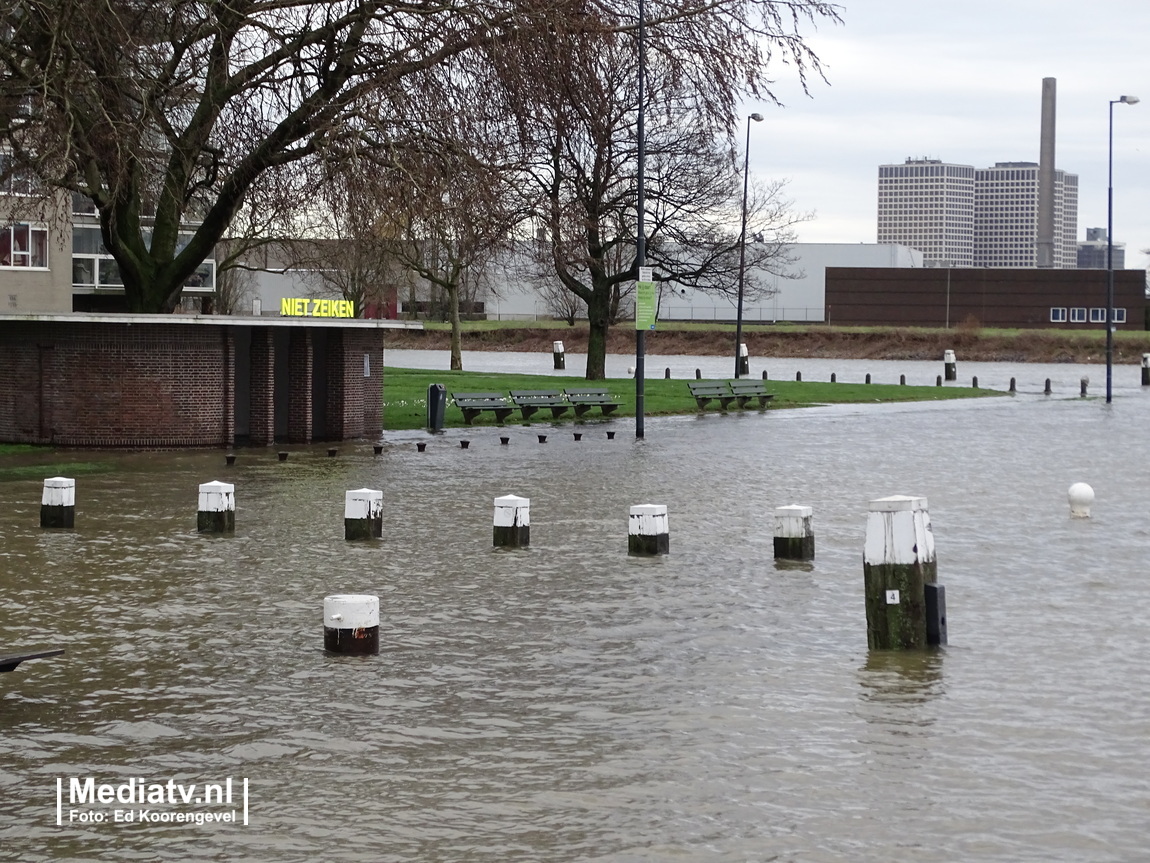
xmin=825 ymin=267 xmax=1147 ymax=329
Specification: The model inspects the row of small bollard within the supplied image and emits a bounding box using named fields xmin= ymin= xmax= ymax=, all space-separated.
xmin=38 ymin=477 xmax=1101 ymax=655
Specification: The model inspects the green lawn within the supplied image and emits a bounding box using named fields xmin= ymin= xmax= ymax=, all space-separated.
xmin=381 ymin=367 xmax=997 ymax=431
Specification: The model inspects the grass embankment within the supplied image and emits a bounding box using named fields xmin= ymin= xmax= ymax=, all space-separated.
xmin=385 ymin=322 xmax=1150 ymax=364
xmin=381 ymin=368 xmax=995 ymax=431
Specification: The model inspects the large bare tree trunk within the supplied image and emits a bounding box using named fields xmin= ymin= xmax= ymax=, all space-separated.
xmin=449 ymin=285 xmax=463 ymax=371
xmin=584 ymin=288 xmax=611 ymax=380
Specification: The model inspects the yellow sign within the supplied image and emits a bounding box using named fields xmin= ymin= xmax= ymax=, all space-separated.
xmin=280 ymin=298 xmax=356 ymax=318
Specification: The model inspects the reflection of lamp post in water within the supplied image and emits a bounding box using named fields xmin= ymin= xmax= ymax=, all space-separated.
xmin=734 ymin=112 xmax=763 ymax=378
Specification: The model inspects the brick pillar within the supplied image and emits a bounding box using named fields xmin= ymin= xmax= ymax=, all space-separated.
xmin=355 ymin=331 xmax=384 ymax=437
xmin=249 ymin=328 xmax=275 ymax=446
xmin=287 ymin=328 xmax=313 ymax=443
xmin=221 ymin=329 xmax=235 ymax=446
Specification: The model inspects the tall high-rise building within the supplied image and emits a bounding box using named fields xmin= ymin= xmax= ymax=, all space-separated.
xmin=974 ymin=162 xmax=1078 ymax=268
xmin=877 ymin=158 xmax=975 ymax=266
xmin=1077 ymin=227 xmax=1125 ymax=269
xmin=876 ymin=158 xmax=1079 ymax=268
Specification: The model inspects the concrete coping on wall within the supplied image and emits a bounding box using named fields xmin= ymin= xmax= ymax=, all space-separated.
xmin=0 ymin=313 xmax=425 ymax=330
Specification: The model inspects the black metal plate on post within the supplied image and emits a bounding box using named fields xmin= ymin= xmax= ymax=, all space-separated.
xmin=925 ymin=583 xmax=947 ymax=646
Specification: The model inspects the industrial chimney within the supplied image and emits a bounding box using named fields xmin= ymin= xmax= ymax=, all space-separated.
xmin=1036 ymin=77 xmax=1056 ymax=268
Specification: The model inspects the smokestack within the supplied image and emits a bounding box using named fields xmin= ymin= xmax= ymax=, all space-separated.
xmin=1036 ymin=77 xmax=1056 ymax=268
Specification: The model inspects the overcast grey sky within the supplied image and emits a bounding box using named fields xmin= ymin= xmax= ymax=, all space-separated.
xmin=748 ymin=0 xmax=1150 ymax=266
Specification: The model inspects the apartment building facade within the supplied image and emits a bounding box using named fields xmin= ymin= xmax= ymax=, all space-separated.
xmin=877 ymin=157 xmax=1079 ymax=268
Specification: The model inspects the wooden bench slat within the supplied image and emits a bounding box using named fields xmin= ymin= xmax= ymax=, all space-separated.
xmin=563 ymin=388 xmax=619 ymax=417
xmin=451 ymin=392 xmax=514 ymax=424
xmin=509 ymin=389 xmax=571 ymax=420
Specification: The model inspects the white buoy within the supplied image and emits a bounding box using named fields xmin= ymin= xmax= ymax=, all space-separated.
xmin=773 ymin=504 xmax=814 ymax=560
xmin=41 ymin=476 xmax=75 ymax=529
xmin=323 ymin=594 xmax=379 ymax=655
xmin=197 ymin=481 xmax=235 ymax=533
xmin=1068 ymin=483 xmax=1094 ymax=518
xmin=628 ymin=504 xmax=669 ymax=555
xmin=493 ymin=495 xmax=530 ymax=547
xmin=344 ymin=488 xmax=383 ymax=540
xmin=553 ymin=340 xmax=565 ymax=370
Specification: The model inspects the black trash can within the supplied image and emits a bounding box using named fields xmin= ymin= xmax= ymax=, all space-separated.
xmin=426 ymin=384 xmax=447 ymax=432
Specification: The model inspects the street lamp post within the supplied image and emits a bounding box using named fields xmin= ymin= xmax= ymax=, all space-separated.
xmin=734 ymin=112 xmax=763 ymax=379
xmin=1107 ymin=94 xmax=1139 ymax=404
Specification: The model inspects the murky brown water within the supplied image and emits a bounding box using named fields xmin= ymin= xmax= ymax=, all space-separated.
xmin=2 ymin=361 xmax=1149 ymax=861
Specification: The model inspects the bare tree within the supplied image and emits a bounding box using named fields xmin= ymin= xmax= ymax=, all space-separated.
xmin=496 ymin=1 xmax=838 ymax=379
xmin=0 ymin=0 xmax=601 ymax=313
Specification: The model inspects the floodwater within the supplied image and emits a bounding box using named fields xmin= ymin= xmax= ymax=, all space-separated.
xmin=2 ymin=354 xmax=1149 ymax=862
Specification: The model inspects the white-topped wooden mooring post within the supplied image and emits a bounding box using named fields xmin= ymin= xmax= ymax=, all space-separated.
xmin=323 ymin=594 xmax=379 ymax=655
xmin=863 ymin=495 xmax=945 ymax=650
xmin=737 ymin=343 xmax=749 ymax=377
xmin=774 ymin=504 xmax=814 ymax=561
xmin=1143 ymin=354 xmax=1150 ymax=386
xmin=553 ymin=340 xmax=565 ymax=370
xmin=628 ymin=504 xmax=669 ymax=555
xmin=493 ymin=495 xmax=530 ymax=548
xmin=943 ymin=350 xmax=957 ymax=381
xmin=344 ymin=488 xmax=383 ymax=540
xmin=197 ymin=481 xmax=235 ymax=534
xmin=41 ymin=477 xmax=75 ymax=529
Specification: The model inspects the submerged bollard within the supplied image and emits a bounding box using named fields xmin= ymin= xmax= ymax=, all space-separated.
xmin=1143 ymin=354 xmax=1150 ymax=387
xmin=225 ymin=453 xmax=236 ymax=466
xmin=773 ymin=504 xmax=814 ymax=561
xmin=553 ymin=340 xmax=565 ymax=370
xmin=628 ymin=504 xmax=669 ymax=555
xmin=738 ymin=343 xmax=749 ymax=377
xmin=795 ymin=371 xmax=802 ymax=382
xmin=323 ymin=594 xmax=379 ymax=655
xmin=863 ymin=495 xmax=940 ymax=650
xmin=1080 ymin=377 xmax=1089 ymax=397
xmin=344 ymin=488 xmax=383 ymax=540
xmin=1044 ymin=378 xmax=1052 ymax=395
xmin=327 ymin=448 xmax=338 ymax=457
xmin=972 ymin=376 xmax=978 ymax=389
xmin=665 ymin=367 xmax=671 ymax=379
xmin=944 ymin=350 xmax=957 ymax=381
xmin=373 ymin=444 xmax=383 ymax=455
xmin=460 ymin=440 xmax=470 ymax=449
xmin=900 ymin=374 xmax=906 ymax=386
xmin=537 ymin=434 xmax=547 ymax=444
xmin=278 ymin=451 xmax=289 ymax=462
xmin=417 ymin=442 xmax=427 ymax=452
xmin=493 ymin=495 xmax=530 ymax=548
xmin=1068 ymin=483 xmax=1094 ymax=518
xmin=500 ymin=436 xmax=510 ymax=445
xmin=41 ymin=477 xmax=75 ymax=529
xmin=1009 ymin=378 xmax=1016 ymax=393
xmin=573 ymin=432 xmax=582 ymax=441
xmin=831 ymin=373 xmax=836 ymax=383
xmin=197 ymin=481 xmax=235 ymax=534
xmin=865 ymin=373 xmax=871 ymax=384
xmin=606 ymin=431 xmax=615 ymax=440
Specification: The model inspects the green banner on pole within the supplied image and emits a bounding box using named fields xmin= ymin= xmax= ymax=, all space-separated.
xmin=635 ymin=267 xmax=656 ymax=331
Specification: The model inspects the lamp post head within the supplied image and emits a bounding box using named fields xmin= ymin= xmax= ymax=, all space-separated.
xmin=749 ymin=113 xmax=764 ymax=122
xmin=1119 ymin=95 xmax=1140 ymax=105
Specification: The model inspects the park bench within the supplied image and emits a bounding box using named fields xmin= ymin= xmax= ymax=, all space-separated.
xmin=509 ymin=390 xmax=572 ymax=421
xmin=563 ymin=387 xmax=619 ymax=418
xmin=688 ymin=380 xmax=737 ymax=411
xmin=728 ymin=379 xmax=775 ymax=409
xmin=451 ymin=392 xmax=514 ymax=425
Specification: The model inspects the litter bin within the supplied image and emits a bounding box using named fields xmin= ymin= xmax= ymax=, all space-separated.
xmin=426 ymin=384 xmax=446 ymax=432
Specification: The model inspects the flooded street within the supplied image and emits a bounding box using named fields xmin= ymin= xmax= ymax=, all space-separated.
xmin=2 ymin=354 xmax=1149 ymax=862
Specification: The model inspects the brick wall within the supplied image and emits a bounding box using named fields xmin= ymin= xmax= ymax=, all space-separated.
xmin=0 ymin=321 xmax=231 ymax=446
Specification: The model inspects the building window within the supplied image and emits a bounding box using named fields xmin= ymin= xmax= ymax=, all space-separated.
xmin=0 ymin=223 xmax=48 ymax=268
xmin=1089 ymin=308 xmax=1107 ymax=323
xmin=1050 ymin=307 xmax=1067 ymax=323
xmin=1112 ymin=308 xmax=1126 ymax=324
xmin=1070 ymin=308 xmax=1087 ymax=323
